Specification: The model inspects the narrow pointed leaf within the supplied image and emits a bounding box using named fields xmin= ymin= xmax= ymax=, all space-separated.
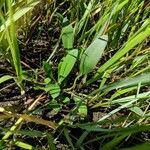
xmin=93 ymin=20 xmax=150 ymax=81
xmin=0 ymin=75 xmax=13 ymax=84
xmin=47 ymin=134 xmax=56 ymax=150
xmin=0 ymin=0 xmax=40 ymax=32
xmin=122 ymin=143 xmax=150 ymax=150
xmin=15 ymin=141 xmax=33 ymax=150
xmin=101 ymin=73 xmax=150 ymax=92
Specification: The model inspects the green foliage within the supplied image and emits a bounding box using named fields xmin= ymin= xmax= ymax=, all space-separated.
xmin=92 ymin=19 xmax=150 ymax=83
xmin=101 ymin=73 xmax=150 ymax=92
xmin=45 ymin=83 xmax=61 ymax=99
xmin=62 ymin=22 xmax=74 ymax=49
xmin=14 ymin=141 xmax=33 ymax=150
xmin=0 ymin=0 xmax=150 ymax=149
xmin=58 ymin=49 xmax=78 ymax=84
xmin=122 ymin=143 xmax=150 ymax=150
xmin=47 ymin=134 xmax=56 ymax=150
xmin=0 ymin=0 xmax=40 ymax=91
xmin=0 ymin=75 xmax=13 ymax=84
xmin=80 ymin=35 xmax=108 ymax=75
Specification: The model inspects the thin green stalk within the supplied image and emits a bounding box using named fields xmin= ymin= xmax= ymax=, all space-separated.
xmin=7 ymin=0 xmax=23 ymax=91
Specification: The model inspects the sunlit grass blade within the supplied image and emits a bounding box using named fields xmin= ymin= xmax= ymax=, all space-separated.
xmin=76 ymin=0 xmax=94 ymax=34
xmin=91 ymin=19 xmax=150 ymax=83
xmin=93 ymin=89 xmax=150 ymax=110
xmin=14 ymin=141 xmax=33 ymax=150
xmin=0 ymin=75 xmax=13 ymax=84
xmin=4 ymin=0 xmax=23 ymax=88
xmin=0 ymin=0 xmax=40 ymax=32
xmin=101 ymin=73 xmax=150 ymax=92
xmin=97 ymin=98 xmax=141 ymax=122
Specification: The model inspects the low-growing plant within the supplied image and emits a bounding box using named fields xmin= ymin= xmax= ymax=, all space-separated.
xmin=0 ymin=0 xmax=150 ymax=149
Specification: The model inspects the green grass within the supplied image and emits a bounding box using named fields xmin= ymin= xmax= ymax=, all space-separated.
xmin=0 ymin=0 xmax=150 ymax=149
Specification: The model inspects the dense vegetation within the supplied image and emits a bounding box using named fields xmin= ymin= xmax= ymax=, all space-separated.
xmin=0 ymin=0 xmax=150 ymax=149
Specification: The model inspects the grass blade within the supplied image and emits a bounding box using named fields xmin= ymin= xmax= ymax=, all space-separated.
xmin=92 ymin=19 xmax=150 ymax=82
xmin=0 ymin=0 xmax=40 ymax=32
xmin=47 ymin=134 xmax=56 ymax=150
xmin=101 ymin=73 xmax=150 ymax=92
xmin=101 ymin=135 xmax=127 ymax=150
xmin=64 ymin=128 xmax=75 ymax=150
xmin=0 ymin=75 xmax=13 ymax=84
xmin=14 ymin=141 xmax=33 ymax=150
xmin=122 ymin=143 xmax=150 ymax=150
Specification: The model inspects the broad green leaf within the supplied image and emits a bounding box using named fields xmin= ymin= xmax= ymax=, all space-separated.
xmin=78 ymin=103 xmax=87 ymax=118
xmin=62 ymin=24 xmax=74 ymax=49
xmin=45 ymin=83 xmax=60 ymax=99
xmin=0 ymin=75 xmax=13 ymax=84
xmin=58 ymin=49 xmax=78 ymax=83
xmin=80 ymin=35 xmax=108 ymax=75
xmin=44 ymin=78 xmax=51 ymax=84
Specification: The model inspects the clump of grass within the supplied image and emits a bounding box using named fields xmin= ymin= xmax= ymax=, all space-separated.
xmin=0 ymin=0 xmax=40 ymax=92
xmin=0 ymin=0 xmax=150 ymax=149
